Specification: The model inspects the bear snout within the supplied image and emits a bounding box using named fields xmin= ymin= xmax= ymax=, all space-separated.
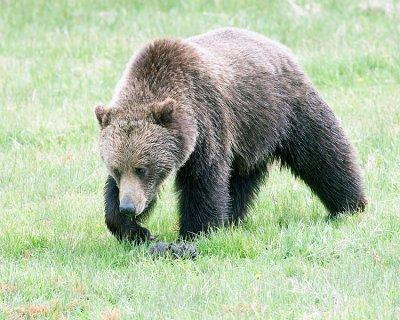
xmin=119 ymin=198 xmax=136 ymax=216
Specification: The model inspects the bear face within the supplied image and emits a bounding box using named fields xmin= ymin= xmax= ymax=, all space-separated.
xmin=95 ymin=98 xmax=186 ymax=217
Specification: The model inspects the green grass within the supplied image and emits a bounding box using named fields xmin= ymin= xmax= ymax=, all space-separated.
xmin=1 ymin=0 xmax=399 ymax=319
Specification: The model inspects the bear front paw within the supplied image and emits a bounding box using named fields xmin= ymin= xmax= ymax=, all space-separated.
xmin=126 ymin=225 xmax=154 ymax=244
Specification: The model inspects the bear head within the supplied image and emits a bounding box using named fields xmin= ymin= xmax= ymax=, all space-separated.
xmin=95 ymin=98 xmax=197 ymax=217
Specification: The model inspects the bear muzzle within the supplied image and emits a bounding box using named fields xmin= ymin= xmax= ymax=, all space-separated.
xmin=118 ymin=174 xmax=147 ymax=217
xmin=119 ymin=197 xmax=136 ymax=216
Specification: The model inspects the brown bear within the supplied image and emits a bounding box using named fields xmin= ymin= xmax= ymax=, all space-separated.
xmin=95 ymin=28 xmax=366 ymax=243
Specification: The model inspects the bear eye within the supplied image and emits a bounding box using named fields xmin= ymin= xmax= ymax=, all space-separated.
xmin=112 ymin=168 xmax=121 ymax=180
xmin=134 ymin=167 xmax=147 ymax=178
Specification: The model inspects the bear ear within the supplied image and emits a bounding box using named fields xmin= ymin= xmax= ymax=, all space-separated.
xmin=95 ymin=105 xmax=111 ymax=129
xmin=151 ymin=98 xmax=176 ymax=128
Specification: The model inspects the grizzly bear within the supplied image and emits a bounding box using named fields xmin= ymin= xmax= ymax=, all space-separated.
xmin=95 ymin=28 xmax=366 ymax=243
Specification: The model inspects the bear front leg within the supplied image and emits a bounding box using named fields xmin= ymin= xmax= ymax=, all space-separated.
xmin=104 ymin=175 xmax=153 ymax=243
xmin=176 ymin=162 xmax=230 ymax=240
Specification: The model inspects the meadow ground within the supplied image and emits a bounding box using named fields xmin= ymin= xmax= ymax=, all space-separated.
xmin=1 ymin=1 xmax=399 ymax=319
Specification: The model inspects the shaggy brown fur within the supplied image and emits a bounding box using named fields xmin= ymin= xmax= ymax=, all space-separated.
xmin=95 ymin=28 xmax=366 ymax=243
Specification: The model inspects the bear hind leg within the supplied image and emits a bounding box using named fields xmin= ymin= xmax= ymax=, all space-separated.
xmin=277 ymin=102 xmax=367 ymax=216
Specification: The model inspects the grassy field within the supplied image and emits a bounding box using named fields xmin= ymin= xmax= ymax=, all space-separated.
xmin=1 ymin=0 xmax=399 ymax=319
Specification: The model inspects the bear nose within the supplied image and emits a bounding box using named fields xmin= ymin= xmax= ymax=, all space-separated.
xmin=119 ymin=199 xmax=136 ymax=216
